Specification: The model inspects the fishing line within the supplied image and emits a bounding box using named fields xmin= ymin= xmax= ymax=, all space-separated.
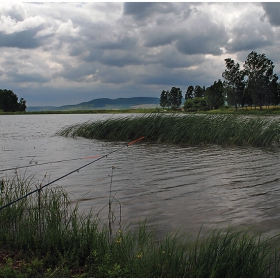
xmin=0 ymin=136 xmax=145 ymax=211
xmin=0 ymin=155 xmax=102 ymax=173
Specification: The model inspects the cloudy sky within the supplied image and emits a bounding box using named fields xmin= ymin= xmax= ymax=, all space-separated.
xmin=1 ymin=2 xmax=280 ymax=106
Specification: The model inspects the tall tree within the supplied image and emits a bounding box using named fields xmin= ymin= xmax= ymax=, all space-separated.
xmin=266 ymin=74 xmax=279 ymax=107
xmin=169 ymin=87 xmax=182 ymax=109
xmin=18 ymin=98 xmax=27 ymax=111
xmin=185 ymin=85 xmax=194 ymax=100
xmin=194 ymin=85 xmax=205 ymax=98
xmin=222 ymin=58 xmax=245 ymax=110
xmin=205 ymin=80 xmax=224 ymax=110
xmin=243 ymin=51 xmax=276 ymax=110
xmin=193 ymin=85 xmax=205 ymax=98
xmin=159 ymin=90 xmax=168 ymax=110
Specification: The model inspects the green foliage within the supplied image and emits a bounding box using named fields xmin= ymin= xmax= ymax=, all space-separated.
xmin=222 ymin=58 xmax=245 ymax=109
xmin=0 ymin=89 xmax=26 ymax=112
xmin=159 ymin=87 xmax=182 ymax=109
xmin=159 ymin=90 xmax=169 ymax=109
xmin=163 ymin=51 xmax=280 ymax=111
xmin=205 ymin=79 xmax=225 ymax=109
xmin=57 ymin=113 xmax=280 ymax=147
xmin=169 ymin=87 xmax=183 ymax=109
xmin=184 ymin=97 xmax=207 ymax=112
xmin=185 ymin=85 xmax=194 ymax=100
xmin=194 ymin=85 xmax=205 ymax=98
xmin=0 ymin=175 xmax=280 ymax=277
xmin=243 ymin=51 xmax=278 ymax=110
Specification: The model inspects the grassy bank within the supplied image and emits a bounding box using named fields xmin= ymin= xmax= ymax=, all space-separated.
xmin=57 ymin=113 xmax=280 ymax=147
xmin=0 ymin=175 xmax=280 ymax=277
xmin=1 ymin=105 xmax=280 ymax=115
xmin=203 ymin=106 xmax=280 ymax=116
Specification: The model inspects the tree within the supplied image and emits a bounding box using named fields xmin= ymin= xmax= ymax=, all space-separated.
xmin=266 ymin=74 xmax=279 ymax=107
xmin=222 ymin=58 xmax=245 ymax=110
xmin=169 ymin=87 xmax=182 ymax=109
xmin=185 ymin=85 xmax=194 ymax=100
xmin=184 ymin=99 xmax=195 ymax=112
xmin=0 ymin=89 xmax=26 ymax=112
xmin=205 ymin=80 xmax=224 ymax=109
xmin=243 ymin=51 xmax=276 ymax=110
xmin=184 ymin=97 xmax=207 ymax=112
xmin=159 ymin=90 xmax=168 ymax=110
xmin=18 ymin=98 xmax=27 ymax=111
xmin=194 ymin=85 xmax=205 ymax=98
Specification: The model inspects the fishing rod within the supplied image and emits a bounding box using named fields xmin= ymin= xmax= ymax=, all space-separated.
xmin=0 ymin=155 xmax=102 ymax=173
xmin=0 ymin=136 xmax=145 ymax=211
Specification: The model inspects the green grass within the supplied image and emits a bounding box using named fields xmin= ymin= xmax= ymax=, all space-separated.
xmin=201 ymin=106 xmax=280 ymax=115
xmin=56 ymin=113 xmax=280 ymax=147
xmin=0 ymin=175 xmax=280 ymax=277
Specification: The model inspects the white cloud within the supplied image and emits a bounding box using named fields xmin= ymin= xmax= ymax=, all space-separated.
xmin=0 ymin=15 xmax=45 ymax=34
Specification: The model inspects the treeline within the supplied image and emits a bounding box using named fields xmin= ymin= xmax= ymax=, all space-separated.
xmin=0 ymin=89 xmax=26 ymax=112
xmin=159 ymin=51 xmax=280 ymax=111
xmin=159 ymin=87 xmax=183 ymax=110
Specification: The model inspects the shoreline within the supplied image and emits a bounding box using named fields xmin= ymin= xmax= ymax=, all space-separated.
xmin=1 ymin=106 xmax=280 ymax=115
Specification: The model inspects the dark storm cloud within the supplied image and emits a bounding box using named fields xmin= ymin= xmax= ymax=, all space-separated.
xmin=153 ymin=45 xmax=205 ymax=68
xmin=226 ymin=15 xmax=274 ymax=53
xmin=0 ymin=28 xmax=42 ymax=49
xmin=176 ymin=21 xmax=228 ymax=55
xmin=123 ymin=2 xmax=171 ymax=21
xmin=0 ymin=2 xmax=279 ymax=106
xmin=100 ymin=51 xmax=142 ymax=68
xmin=9 ymin=71 xmax=49 ymax=83
xmin=98 ymin=67 xmax=133 ymax=84
xmin=127 ymin=3 xmax=227 ymax=56
xmin=59 ymin=61 xmax=100 ymax=82
xmin=96 ymin=35 xmax=136 ymax=51
xmin=261 ymin=2 xmax=280 ymax=26
xmin=144 ymin=32 xmax=177 ymax=48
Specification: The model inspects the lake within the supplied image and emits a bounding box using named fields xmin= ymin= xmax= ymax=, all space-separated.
xmin=1 ymin=114 xmax=280 ymax=238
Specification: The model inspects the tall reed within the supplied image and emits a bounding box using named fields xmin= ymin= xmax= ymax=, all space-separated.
xmin=56 ymin=114 xmax=280 ymax=147
xmin=0 ymin=175 xmax=280 ymax=277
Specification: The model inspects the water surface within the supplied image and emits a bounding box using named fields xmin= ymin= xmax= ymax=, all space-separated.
xmin=1 ymin=114 xmax=280 ymax=238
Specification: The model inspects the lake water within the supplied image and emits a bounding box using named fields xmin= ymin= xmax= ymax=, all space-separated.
xmin=1 ymin=114 xmax=280 ymax=238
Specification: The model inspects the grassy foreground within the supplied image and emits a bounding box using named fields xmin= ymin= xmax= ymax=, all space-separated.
xmin=57 ymin=113 xmax=280 ymax=147
xmin=0 ymin=175 xmax=280 ymax=277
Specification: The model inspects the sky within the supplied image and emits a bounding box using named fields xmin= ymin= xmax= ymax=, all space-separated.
xmin=1 ymin=2 xmax=280 ymax=106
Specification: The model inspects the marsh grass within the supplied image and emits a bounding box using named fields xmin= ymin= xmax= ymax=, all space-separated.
xmin=57 ymin=114 xmax=280 ymax=147
xmin=0 ymin=175 xmax=280 ymax=277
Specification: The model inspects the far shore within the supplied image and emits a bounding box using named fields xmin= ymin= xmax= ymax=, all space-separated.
xmin=2 ymin=106 xmax=280 ymax=115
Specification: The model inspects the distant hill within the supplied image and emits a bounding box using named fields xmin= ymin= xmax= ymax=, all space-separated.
xmin=27 ymin=97 xmax=160 ymax=112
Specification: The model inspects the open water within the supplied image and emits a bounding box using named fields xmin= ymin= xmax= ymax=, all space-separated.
xmin=1 ymin=114 xmax=280 ymax=238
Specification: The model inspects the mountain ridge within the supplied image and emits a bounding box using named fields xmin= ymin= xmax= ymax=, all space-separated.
xmin=27 ymin=97 xmax=160 ymax=111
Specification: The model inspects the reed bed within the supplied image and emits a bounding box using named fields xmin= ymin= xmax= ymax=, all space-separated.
xmin=0 ymin=175 xmax=280 ymax=277
xmin=56 ymin=114 xmax=280 ymax=147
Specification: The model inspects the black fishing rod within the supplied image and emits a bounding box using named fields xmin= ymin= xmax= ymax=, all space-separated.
xmin=0 ymin=136 xmax=145 ymax=211
xmin=0 ymin=155 xmax=102 ymax=173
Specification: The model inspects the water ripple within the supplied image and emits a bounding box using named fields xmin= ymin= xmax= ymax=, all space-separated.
xmin=2 ymin=114 xmax=280 ymax=237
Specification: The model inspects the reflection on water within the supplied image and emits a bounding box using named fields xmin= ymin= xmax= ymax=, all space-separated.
xmin=1 ymin=114 xmax=280 ymax=237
